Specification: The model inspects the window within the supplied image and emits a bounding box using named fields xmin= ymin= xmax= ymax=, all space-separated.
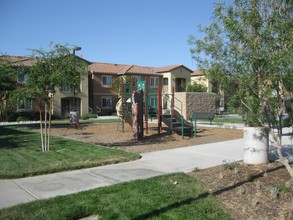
xmin=101 ymin=97 xmax=112 ymax=109
xmin=101 ymin=75 xmax=112 ymax=88
xmin=149 ymin=96 xmax=157 ymax=108
xmin=17 ymin=72 xmax=29 ymax=83
xmin=60 ymin=80 xmax=71 ymax=91
xmin=135 ymin=75 xmax=142 ymax=82
xmin=17 ymin=99 xmax=32 ymax=111
xmin=175 ymin=78 xmax=186 ymax=92
xmin=163 ymin=78 xmax=168 ymax=86
xmin=150 ymin=77 xmax=159 ymax=88
xmin=60 ymin=80 xmax=80 ymax=92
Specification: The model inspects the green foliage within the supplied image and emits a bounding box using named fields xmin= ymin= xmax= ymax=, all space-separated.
xmin=2 ymin=111 xmax=35 ymax=122
xmin=189 ymin=0 xmax=293 ymax=130
xmin=0 ymin=56 xmax=18 ymax=121
xmin=0 ymin=173 xmax=233 ymax=219
xmin=245 ymin=172 xmax=253 ymax=181
xmin=0 ymin=57 xmax=17 ymax=97
xmin=27 ymin=43 xmax=88 ymax=104
xmin=185 ymin=82 xmax=207 ymax=92
xmin=276 ymin=182 xmax=290 ymax=193
xmin=222 ymin=160 xmax=237 ymax=170
xmin=16 ymin=116 xmax=30 ymax=122
xmin=25 ymin=43 xmax=89 ymax=151
xmin=81 ymin=113 xmax=97 ymax=120
xmin=270 ymin=182 xmax=291 ymax=198
xmin=113 ymin=75 xmax=135 ymax=98
xmin=213 ymin=117 xmax=245 ymax=124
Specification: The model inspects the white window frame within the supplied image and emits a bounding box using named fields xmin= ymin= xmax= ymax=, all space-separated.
xmin=150 ymin=77 xmax=159 ymax=88
xmin=101 ymin=75 xmax=112 ymax=88
xmin=101 ymin=96 xmax=112 ymax=109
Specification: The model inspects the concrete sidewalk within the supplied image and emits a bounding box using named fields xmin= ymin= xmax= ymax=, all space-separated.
xmin=0 ymin=138 xmax=244 ymax=210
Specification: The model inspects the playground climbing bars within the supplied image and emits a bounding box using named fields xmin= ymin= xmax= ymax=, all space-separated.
xmin=158 ymin=86 xmax=162 ymax=134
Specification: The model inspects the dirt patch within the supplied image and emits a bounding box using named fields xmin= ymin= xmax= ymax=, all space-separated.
xmin=190 ymin=162 xmax=293 ymax=220
xmin=49 ymin=122 xmax=243 ymax=153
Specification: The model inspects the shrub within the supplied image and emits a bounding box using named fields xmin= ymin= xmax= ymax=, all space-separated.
xmin=6 ymin=111 xmax=17 ymax=122
xmin=185 ymin=82 xmax=207 ymax=92
xmin=81 ymin=113 xmax=97 ymax=120
xmin=222 ymin=160 xmax=237 ymax=170
xmin=16 ymin=116 xmax=30 ymax=122
xmin=5 ymin=111 xmax=34 ymax=122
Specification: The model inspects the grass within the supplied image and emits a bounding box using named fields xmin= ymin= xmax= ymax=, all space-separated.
xmin=0 ymin=126 xmax=140 ymax=179
xmin=0 ymin=173 xmax=233 ymax=220
xmin=213 ymin=117 xmax=245 ymax=124
xmin=56 ymin=118 xmax=120 ymax=125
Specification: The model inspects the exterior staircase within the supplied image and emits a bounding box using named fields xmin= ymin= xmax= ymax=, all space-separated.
xmin=161 ymin=110 xmax=193 ymax=136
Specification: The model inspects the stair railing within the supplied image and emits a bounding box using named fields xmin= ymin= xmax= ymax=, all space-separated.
xmin=181 ymin=115 xmax=184 ymax=139
xmin=162 ymin=93 xmax=183 ymax=116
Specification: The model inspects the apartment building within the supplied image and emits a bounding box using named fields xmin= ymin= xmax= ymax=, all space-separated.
xmin=1 ymin=55 xmax=193 ymax=118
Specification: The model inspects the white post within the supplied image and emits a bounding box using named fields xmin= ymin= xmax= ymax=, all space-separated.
xmin=243 ymin=127 xmax=269 ymax=164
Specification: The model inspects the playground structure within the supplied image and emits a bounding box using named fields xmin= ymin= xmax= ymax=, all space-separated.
xmin=116 ymin=77 xmax=195 ymax=141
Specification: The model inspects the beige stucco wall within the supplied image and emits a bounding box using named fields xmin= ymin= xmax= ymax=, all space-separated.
xmin=174 ymin=92 xmax=216 ymax=120
xmin=191 ymin=75 xmax=212 ymax=92
xmin=53 ymin=75 xmax=89 ymax=117
xmin=162 ymin=72 xmax=172 ymax=93
xmin=162 ymin=67 xmax=191 ymax=94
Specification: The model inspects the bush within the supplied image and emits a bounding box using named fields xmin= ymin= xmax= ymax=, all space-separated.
xmin=4 ymin=111 xmax=34 ymax=122
xmin=16 ymin=116 xmax=30 ymax=122
xmin=185 ymin=82 xmax=207 ymax=92
xmin=81 ymin=113 xmax=97 ymax=120
xmin=5 ymin=111 xmax=17 ymax=122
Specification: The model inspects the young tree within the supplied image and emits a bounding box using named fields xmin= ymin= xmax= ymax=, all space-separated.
xmin=189 ymin=0 xmax=293 ymax=175
xmin=26 ymin=43 xmax=87 ymax=151
xmin=0 ymin=57 xmax=17 ymax=121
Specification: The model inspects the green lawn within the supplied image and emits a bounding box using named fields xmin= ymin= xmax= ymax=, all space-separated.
xmin=0 ymin=126 xmax=140 ymax=179
xmin=213 ymin=117 xmax=245 ymax=124
xmin=0 ymin=173 xmax=232 ymax=220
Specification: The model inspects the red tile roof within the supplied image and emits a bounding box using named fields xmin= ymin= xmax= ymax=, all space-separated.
xmin=155 ymin=64 xmax=193 ymax=73
xmin=1 ymin=55 xmax=90 ymax=67
xmin=155 ymin=64 xmax=182 ymax=72
xmin=0 ymin=55 xmax=36 ymax=66
xmin=89 ymin=62 xmax=129 ymax=74
xmin=124 ymin=65 xmax=159 ymax=75
xmin=191 ymin=70 xmax=204 ymax=76
xmin=2 ymin=55 xmax=193 ymax=77
xmin=89 ymin=62 xmax=161 ymax=76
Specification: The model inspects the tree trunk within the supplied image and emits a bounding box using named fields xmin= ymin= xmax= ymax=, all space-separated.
xmin=48 ymin=97 xmax=52 ymax=152
xmin=39 ymin=108 xmax=44 ymax=152
xmin=44 ymin=103 xmax=47 ymax=152
xmin=272 ymin=129 xmax=293 ymax=178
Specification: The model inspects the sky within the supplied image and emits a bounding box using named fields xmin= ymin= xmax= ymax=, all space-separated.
xmin=0 ymin=0 xmax=220 ymax=70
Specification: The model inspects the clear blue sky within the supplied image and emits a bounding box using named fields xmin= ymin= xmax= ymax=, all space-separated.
xmin=0 ymin=0 xmax=219 ymax=70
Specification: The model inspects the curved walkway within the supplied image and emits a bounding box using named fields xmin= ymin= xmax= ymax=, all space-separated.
xmin=0 ymin=138 xmax=244 ymax=210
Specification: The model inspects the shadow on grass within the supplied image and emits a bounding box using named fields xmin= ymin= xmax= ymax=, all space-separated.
xmin=0 ymin=126 xmax=36 ymax=149
xmin=132 ymin=192 xmax=210 ymax=220
xmin=132 ymin=165 xmax=283 ymax=219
